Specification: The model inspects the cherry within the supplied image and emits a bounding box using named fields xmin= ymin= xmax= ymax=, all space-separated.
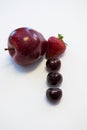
xmin=46 ymin=88 xmax=62 ymax=103
xmin=47 ymin=72 xmax=63 ymax=86
xmin=46 ymin=58 xmax=61 ymax=71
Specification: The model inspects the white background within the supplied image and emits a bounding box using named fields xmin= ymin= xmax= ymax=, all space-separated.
xmin=0 ymin=0 xmax=87 ymax=130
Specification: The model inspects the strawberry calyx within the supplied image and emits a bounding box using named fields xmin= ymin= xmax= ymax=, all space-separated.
xmin=58 ymin=34 xmax=63 ymax=40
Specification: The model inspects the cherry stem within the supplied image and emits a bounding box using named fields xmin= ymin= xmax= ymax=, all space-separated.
xmin=58 ymin=34 xmax=63 ymax=40
xmin=4 ymin=48 xmax=14 ymax=51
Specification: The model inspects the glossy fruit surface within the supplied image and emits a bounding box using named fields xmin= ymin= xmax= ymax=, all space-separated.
xmin=47 ymin=72 xmax=63 ymax=86
xmin=46 ymin=34 xmax=66 ymax=59
xmin=6 ymin=27 xmax=47 ymax=65
xmin=46 ymin=58 xmax=61 ymax=71
xmin=46 ymin=88 xmax=62 ymax=103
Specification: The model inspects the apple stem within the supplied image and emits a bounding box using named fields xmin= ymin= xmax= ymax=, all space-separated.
xmin=58 ymin=34 xmax=63 ymax=40
xmin=4 ymin=48 xmax=14 ymax=51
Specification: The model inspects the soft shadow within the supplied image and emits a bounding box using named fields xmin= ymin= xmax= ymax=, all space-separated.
xmin=45 ymin=66 xmax=61 ymax=73
xmin=46 ymin=79 xmax=62 ymax=88
xmin=9 ymin=57 xmax=43 ymax=73
xmin=45 ymin=96 xmax=62 ymax=106
xmin=59 ymin=50 xmax=67 ymax=58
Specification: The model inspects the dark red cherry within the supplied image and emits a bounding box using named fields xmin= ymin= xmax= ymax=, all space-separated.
xmin=46 ymin=88 xmax=62 ymax=103
xmin=47 ymin=72 xmax=63 ymax=86
xmin=46 ymin=58 xmax=61 ymax=71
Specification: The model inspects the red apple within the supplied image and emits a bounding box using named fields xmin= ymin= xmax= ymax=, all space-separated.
xmin=5 ymin=27 xmax=47 ymax=65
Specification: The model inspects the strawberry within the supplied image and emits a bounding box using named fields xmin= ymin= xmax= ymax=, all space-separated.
xmin=46 ymin=34 xmax=66 ymax=59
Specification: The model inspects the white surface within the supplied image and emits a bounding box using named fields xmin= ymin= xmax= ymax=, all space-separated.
xmin=0 ymin=0 xmax=87 ymax=130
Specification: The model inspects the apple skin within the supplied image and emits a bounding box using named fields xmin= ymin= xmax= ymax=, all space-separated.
xmin=8 ymin=27 xmax=47 ymax=65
